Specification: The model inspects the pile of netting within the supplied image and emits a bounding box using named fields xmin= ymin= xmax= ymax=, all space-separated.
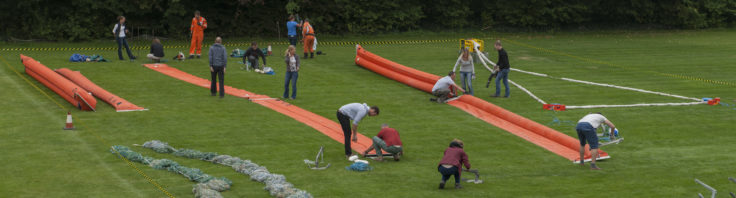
xmin=142 ymin=140 xmax=312 ymax=198
xmin=111 ymin=145 xmax=232 ymax=198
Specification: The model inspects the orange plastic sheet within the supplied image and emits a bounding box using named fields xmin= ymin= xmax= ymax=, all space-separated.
xmin=354 ymin=45 xmax=607 ymax=162
xmin=55 ymin=68 xmax=146 ymax=112
xmin=143 ymin=64 xmax=377 ymax=155
xmin=21 ymin=55 xmax=97 ymax=111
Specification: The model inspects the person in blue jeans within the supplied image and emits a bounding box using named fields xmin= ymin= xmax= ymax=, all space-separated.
xmin=283 ymin=45 xmax=300 ymax=99
xmin=452 ymin=48 xmax=475 ymax=95
xmin=576 ymin=112 xmax=616 ymax=170
xmin=493 ymin=40 xmax=510 ymax=98
xmin=112 ymin=16 xmax=136 ymax=61
xmin=286 ymin=15 xmax=299 ymax=46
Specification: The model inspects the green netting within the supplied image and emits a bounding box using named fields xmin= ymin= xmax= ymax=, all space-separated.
xmin=111 ymin=145 xmax=230 ymax=197
xmin=142 ymin=140 xmax=313 ymax=198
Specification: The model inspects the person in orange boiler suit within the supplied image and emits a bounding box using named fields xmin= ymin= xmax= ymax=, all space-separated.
xmin=301 ymin=19 xmax=316 ymax=59
xmin=189 ymin=10 xmax=207 ymax=59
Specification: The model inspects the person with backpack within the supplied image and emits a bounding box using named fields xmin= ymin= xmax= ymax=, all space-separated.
xmin=112 ymin=16 xmax=136 ymax=61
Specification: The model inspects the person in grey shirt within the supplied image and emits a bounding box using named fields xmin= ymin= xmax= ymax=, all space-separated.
xmin=452 ymin=48 xmax=475 ymax=95
xmin=337 ymin=103 xmax=380 ymax=158
xmin=209 ymin=37 xmax=227 ymax=98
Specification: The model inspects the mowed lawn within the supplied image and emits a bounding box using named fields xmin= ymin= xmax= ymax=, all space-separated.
xmin=1 ymin=29 xmax=735 ymax=197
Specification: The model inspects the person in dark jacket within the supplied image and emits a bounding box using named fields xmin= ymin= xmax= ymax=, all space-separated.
xmin=147 ymin=38 xmax=164 ymax=63
xmin=438 ymin=139 xmax=471 ymax=189
xmin=243 ymin=42 xmax=267 ymax=71
xmin=493 ymin=40 xmax=511 ymax=98
xmin=283 ymin=45 xmax=300 ymax=99
xmin=209 ymin=37 xmax=227 ymax=98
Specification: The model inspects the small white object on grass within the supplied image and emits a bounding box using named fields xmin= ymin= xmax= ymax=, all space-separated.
xmin=348 ymin=155 xmax=359 ymax=161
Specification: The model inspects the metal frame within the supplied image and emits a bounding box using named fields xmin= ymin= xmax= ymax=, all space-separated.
xmin=695 ymin=179 xmax=717 ymax=198
xmin=304 ymin=146 xmax=330 ymax=170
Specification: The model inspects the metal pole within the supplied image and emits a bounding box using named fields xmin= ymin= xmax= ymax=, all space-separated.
xmin=695 ymin=179 xmax=717 ymax=198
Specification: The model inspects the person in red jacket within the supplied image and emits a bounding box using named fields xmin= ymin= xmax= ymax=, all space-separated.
xmin=362 ymin=124 xmax=403 ymax=162
xmin=189 ymin=10 xmax=207 ymax=59
xmin=301 ymin=18 xmax=316 ymax=59
xmin=438 ymin=139 xmax=471 ymax=189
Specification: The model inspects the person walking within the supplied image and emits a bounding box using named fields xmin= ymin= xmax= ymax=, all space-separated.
xmin=576 ymin=112 xmax=616 ymax=170
xmin=112 ymin=16 xmax=136 ymax=61
xmin=208 ymin=37 xmax=227 ymax=98
xmin=286 ymin=15 xmax=299 ymax=46
xmin=438 ymin=139 xmax=471 ymax=189
xmin=337 ymin=103 xmax=380 ymax=158
xmin=283 ymin=45 xmax=300 ymax=99
xmin=493 ymin=40 xmax=510 ymax=98
xmin=301 ymin=19 xmax=316 ymax=59
xmin=189 ymin=11 xmax=207 ymax=59
xmin=431 ymin=71 xmax=466 ymax=103
xmin=452 ymin=48 xmax=475 ymax=96
xmin=362 ymin=124 xmax=403 ymax=162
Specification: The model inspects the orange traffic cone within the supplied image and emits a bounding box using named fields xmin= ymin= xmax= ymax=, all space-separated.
xmin=63 ymin=111 xmax=75 ymax=130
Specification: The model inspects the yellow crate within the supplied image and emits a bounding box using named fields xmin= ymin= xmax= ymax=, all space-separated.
xmin=459 ymin=38 xmax=483 ymax=52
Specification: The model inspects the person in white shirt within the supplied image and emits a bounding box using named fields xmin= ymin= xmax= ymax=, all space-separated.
xmin=576 ymin=112 xmax=616 ymax=170
xmin=431 ymin=71 xmax=466 ymax=103
xmin=112 ymin=16 xmax=136 ymax=61
xmin=337 ymin=103 xmax=380 ymax=158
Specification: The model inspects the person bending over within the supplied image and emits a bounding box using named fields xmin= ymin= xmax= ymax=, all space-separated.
xmin=363 ymin=124 xmax=403 ymax=162
xmin=438 ymin=139 xmax=471 ymax=189
xmin=576 ymin=112 xmax=616 ymax=170
xmin=337 ymin=103 xmax=379 ymax=158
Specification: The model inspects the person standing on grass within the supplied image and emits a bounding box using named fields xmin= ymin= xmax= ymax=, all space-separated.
xmin=112 ymin=16 xmax=136 ymax=61
xmin=576 ymin=112 xmax=616 ymax=170
xmin=147 ymin=38 xmax=164 ymax=63
xmin=431 ymin=71 xmax=466 ymax=103
xmin=363 ymin=124 xmax=403 ymax=162
xmin=337 ymin=103 xmax=380 ymax=158
xmin=283 ymin=45 xmax=300 ymax=99
xmin=189 ymin=10 xmax=207 ymax=59
xmin=438 ymin=139 xmax=470 ymax=189
xmin=452 ymin=48 xmax=475 ymax=96
xmin=209 ymin=37 xmax=227 ymax=98
xmin=301 ymin=18 xmax=316 ymax=59
xmin=286 ymin=15 xmax=299 ymax=46
xmin=243 ymin=42 xmax=267 ymax=71
xmin=493 ymin=40 xmax=510 ymax=98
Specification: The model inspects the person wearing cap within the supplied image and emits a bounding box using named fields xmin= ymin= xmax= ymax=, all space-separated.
xmin=337 ymin=103 xmax=380 ymax=158
xmin=363 ymin=124 xmax=403 ymax=162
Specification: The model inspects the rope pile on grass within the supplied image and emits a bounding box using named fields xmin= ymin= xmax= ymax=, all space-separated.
xmin=142 ymin=140 xmax=312 ymax=198
xmin=111 ymin=145 xmax=232 ymax=198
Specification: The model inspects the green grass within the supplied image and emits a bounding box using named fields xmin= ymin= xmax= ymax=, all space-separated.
xmin=1 ymin=29 xmax=735 ymax=197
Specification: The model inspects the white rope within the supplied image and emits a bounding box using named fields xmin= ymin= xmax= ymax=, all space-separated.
xmin=560 ymin=77 xmax=701 ymax=101
xmin=566 ymin=101 xmax=705 ymax=109
xmin=510 ymin=68 xmax=547 ymax=77
xmin=509 ymin=79 xmax=546 ymax=104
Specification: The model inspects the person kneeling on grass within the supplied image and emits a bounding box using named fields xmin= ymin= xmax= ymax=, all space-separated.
xmin=431 ymin=71 xmax=466 ymax=103
xmin=147 ymin=38 xmax=164 ymax=63
xmin=438 ymin=139 xmax=470 ymax=189
xmin=363 ymin=124 xmax=403 ymax=162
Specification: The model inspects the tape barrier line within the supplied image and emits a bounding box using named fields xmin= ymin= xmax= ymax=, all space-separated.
xmin=499 ymin=38 xmax=736 ymax=87
xmin=0 ymin=55 xmax=174 ymax=198
xmin=0 ymin=39 xmax=456 ymax=52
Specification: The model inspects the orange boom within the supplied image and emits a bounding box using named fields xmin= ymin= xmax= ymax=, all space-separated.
xmin=354 ymin=45 xmax=608 ymax=162
xmin=55 ymin=68 xmax=145 ymax=112
xmin=21 ymin=55 xmax=96 ymax=111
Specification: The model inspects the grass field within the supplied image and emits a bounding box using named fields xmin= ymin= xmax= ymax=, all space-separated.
xmin=1 ymin=29 xmax=735 ymax=197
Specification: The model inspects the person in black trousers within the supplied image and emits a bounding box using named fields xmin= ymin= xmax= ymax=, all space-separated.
xmin=147 ymin=38 xmax=164 ymax=63
xmin=209 ymin=37 xmax=227 ymax=98
xmin=243 ymin=42 xmax=267 ymax=71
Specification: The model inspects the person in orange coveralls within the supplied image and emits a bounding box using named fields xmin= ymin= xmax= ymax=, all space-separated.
xmin=189 ymin=10 xmax=207 ymax=59
xmin=301 ymin=18 xmax=316 ymax=59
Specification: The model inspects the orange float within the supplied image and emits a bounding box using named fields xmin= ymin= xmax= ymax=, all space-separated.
xmin=55 ymin=68 xmax=145 ymax=112
xmin=21 ymin=55 xmax=96 ymax=111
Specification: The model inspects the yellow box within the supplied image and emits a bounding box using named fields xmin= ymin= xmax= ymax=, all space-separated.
xmin=459 ymin=38 xmax=483 ymax=52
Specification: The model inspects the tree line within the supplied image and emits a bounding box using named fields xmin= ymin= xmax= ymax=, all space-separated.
xmin=1 ymin=0 xmax=735 ymax=41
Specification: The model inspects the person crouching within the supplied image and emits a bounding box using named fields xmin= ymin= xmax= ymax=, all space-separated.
xmin=437 ymin=139 xmax=470 ymax=189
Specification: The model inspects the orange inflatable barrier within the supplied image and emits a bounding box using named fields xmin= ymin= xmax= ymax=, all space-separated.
xmin=143 ymin=64 xmax=378 ymax=155
xmin=21 ymin=55 xmax=96 ymax=111
xmin=354 ymin=45 xmax=608 ymax=162
xmin=55 ymin=68 xmax=146 ymax=112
